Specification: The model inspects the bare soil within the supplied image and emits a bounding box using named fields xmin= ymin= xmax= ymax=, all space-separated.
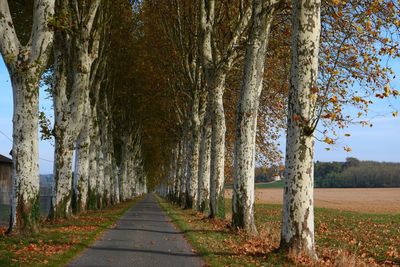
xmin=225 ymin=188 xmax=400 ymax=213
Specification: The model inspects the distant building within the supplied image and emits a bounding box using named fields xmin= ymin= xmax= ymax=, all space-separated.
xmin=0 ymin=155 xmax=55 ymax=221
xmin=272 ymin=175 xmax=281 ymax=181
xmin=0 ymin=154 xmax=12 ymax=224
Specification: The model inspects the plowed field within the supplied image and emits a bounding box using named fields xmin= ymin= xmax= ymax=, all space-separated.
xmin=226 ymin=188 xmax=400 ymax=213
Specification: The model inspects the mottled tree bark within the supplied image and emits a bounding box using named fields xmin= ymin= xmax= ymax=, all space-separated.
xmin=232 ymin=0 xmax=276 ymax=235
xmin=118 ymin=158 xmax=128 ymax=202
xmin=112 ymin=157 xmax=120 ymax=204
xmin=9 ymin=73 xmax=41 ymax=233
xmin=88 ymin=114 xmax=99 ymax=209
xmin=186 ymin=92 xmax=201 ymax=209
xmin=119 ymin=132 xmax=133 ymax=201
xmin=126 ymin=151 xmax=135 ymax=199
xmin=52 ymin=46 xmax=93 ymax=218
xmin=199 ymin=0 xmax=252 ymax=219
xmin=197 ymin=92 xmax=211 ymax=213
xmin=0 ymin=0 xmax=54 ymax=234
xmin=102 ymin=103 xmax=114 ymax=207
xmin=173 ymin=146 xmax=181 ymax=202
xmin=209 ymin=77 xmax=226 ymax=218
xmin=102 ymin=133 xmax=112 ymax=207
xmin=280 ymin=0 xmax=321 ymax=259
xmin=178 ymin=139 xmax=187 ymax=207
xmin=96 ymin=141 xmax=105 ymax=208
xmin=51 ymin=0 xmax=101 ymax=218
xmin=74 ymin=115 xmax=90 ymax=213
xmin=52 ymin=53 xmax=75 ymax=217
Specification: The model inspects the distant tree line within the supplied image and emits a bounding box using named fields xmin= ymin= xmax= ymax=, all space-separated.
xmin=315 ymin=158 xmax=400 ymax=188
xmin=254 ymin=166 xmax=284 ymax=183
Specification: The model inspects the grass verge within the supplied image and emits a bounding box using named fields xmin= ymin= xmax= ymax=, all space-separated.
xmin=254 ymin=180 xmax=284 ymax=189
xmin=156 ymin=195 xmax=400 ymax=267
xmin=225 ymin=181 xmax=284 ymax=189
xmin=0 ymin=197 xmax=142 ymax=267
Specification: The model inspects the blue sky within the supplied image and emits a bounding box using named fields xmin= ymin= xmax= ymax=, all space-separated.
xmin=0 ymin=58 xmax=54 ymax=174
xmin=0 ymin=58 xmax=399 ymax=174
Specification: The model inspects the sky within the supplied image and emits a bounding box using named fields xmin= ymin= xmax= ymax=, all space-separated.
xmin=0 ymin=58 xmax=399 ymax=174
xmin=0 ymin=58 xmax=54 ymax=174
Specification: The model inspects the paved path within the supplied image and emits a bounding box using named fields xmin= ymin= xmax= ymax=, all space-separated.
xmin=68 ymin=194 xmax=204 ymax=267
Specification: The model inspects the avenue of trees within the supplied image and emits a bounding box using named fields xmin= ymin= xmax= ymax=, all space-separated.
xmin=153 ymin=0 xmax=399 ymax=258
xmin=0 ymin=0 xmax=147 ymax=235
xmin=1 ymin=0 xmax=399 ymax=260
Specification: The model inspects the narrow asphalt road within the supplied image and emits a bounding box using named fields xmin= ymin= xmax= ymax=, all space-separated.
xmin=68 ymin=194 xmax=204 ymax=267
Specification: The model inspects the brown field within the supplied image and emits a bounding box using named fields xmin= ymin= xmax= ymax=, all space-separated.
xmin=225 ymin=188 xmax=400 ymax=213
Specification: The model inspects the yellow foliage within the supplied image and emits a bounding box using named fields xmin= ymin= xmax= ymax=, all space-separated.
xmin=324 ymin=137 xmax=335 ymax=145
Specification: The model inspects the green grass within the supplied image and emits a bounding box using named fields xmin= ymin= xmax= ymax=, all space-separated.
xmin=225 ymin=180 xmax=284 ymax=189
xmin=156 ymin=196 xmax=400 ymax=266
xmin=0 ymin=197 xmax=142 ymax=267
xmin=156 ymin=196 xmax=288 ymax=266
xmin=255 ymin=180 xmax=284 ymax=189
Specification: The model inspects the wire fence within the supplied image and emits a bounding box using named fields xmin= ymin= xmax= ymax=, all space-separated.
xmin=0 ymin=184 xmax=54 ymax=225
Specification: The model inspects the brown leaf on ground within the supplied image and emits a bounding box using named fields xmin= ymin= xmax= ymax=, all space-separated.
xmin=0 ymin=227 xmax=6 ymax=236
xmin=47 ymin=225 xmax=97 ymax=233
xmin=79 ymin=216 xmax=108 ymax=223
xmin=14 ymin=242 xmax=71 ymax=257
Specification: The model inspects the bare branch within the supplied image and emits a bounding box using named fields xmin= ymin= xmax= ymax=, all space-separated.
xmin=218 ymin=4 xmax=252 ymax=71
xmin=30 ymin=0 xmax=55 ymax=67
xmin=0 ymin=0 xmax=20 ymax=68
xmin=84 ymin=0 xmax=101 ymax=34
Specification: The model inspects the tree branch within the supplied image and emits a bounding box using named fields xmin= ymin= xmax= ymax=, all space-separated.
xmin=0 ymin=0 xmax=20 ymax=68
xmin=30 ymin=0 xmax=55 ymax=68
xmin=84 ymin=0 xmax=101 ymax=35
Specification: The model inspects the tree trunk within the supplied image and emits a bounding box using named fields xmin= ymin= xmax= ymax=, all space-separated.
xmin=126 ymin=156 xmax=134 ymax=199
xmin=232 ymin=0 xmax=275 ymax=235
xmin=96 ymin=150 xmax=104 ymax=209
xmin=186 ymin=92 xmax=201 ymax=209
xmin=173 ymin=146 xmax=181 ymax=202
xmin=112 ymin=158 xmax=120 ymax=204
xmin=197 ymin=93 xmax=211 ymax=213
xmin=103 ymin=150 xmax=112 ymax=207
xmin=280 ymin=0 xmax=321 ymax=259
xmin=169 ymin=149 xmax=177 ymax=201
xmin=8 ymin=73 xmax=40 ymax=234
xmin=87 ymin=128 xmax=98 ymax=210
xmin=74 ymin=113 xmax=91 ymax=213
xmin=142 ymin=175 xmax=148 ymax=194
xmin=209 ymin=77 xmax=226 ymax=218
xmin=179 ymin=140 xmax=187 ymax=206
xmin=96 ymin=144 xmax=105 ymax=208
xmin=119 ymin=134 xmax=131 ymax=202
xmin=51 ymin=127 xmax=74 ymax=218
xmin=51 ymin=56 xmax=75 ymax=218
xmin=0 ymin=0 xmax=55 ymax=234
xmin=51 ymin=47 xmax=91 ymax=217
xmin=103 ymin=111 xmax=113 ymax=206
xmin=119 ymin=160 xmax=127 ymax=202
xmin=51 ymin=0 xmax=101 ymax=216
